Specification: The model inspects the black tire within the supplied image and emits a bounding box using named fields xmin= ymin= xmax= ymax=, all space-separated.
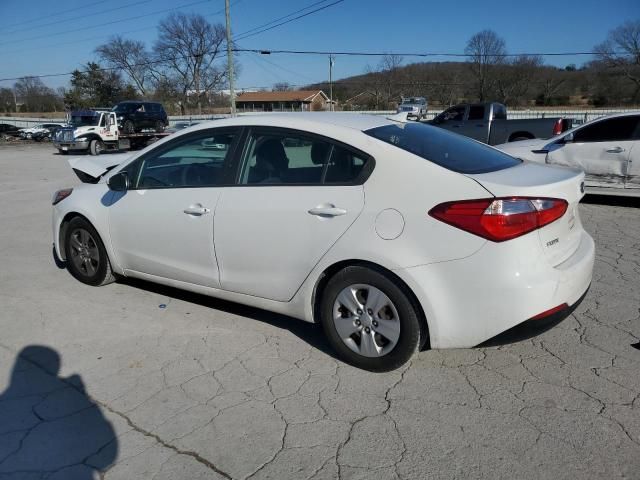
xmin=58 ymin=149 xmax=68 ymax=155
xmin=123 ymin=120 xmax=135 ymax=134
xmin=320 ymin=266 xmax=423 ymax=372
xmin=89 ymin=139 xmax=104 ymax=156
xmin=154 ymin=120 xmax=165 ymax=133
xmin=63 ymin=217 xmax=115 ymax=287
xmin=509 ymin=135 xmax=533 ymax=142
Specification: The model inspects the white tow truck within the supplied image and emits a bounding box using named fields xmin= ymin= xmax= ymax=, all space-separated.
xmin=53 ymin=109 xmax=171 ymax=155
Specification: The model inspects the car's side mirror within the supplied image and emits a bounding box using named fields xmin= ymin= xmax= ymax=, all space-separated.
xmin=107 ymin=172 xmax=129 ymax=191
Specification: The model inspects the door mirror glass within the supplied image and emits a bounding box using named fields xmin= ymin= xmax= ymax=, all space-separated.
xmin=108 ymin=172 xmax=129 ymax=191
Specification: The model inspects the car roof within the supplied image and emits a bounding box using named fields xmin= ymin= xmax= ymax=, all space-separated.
xmin=187 ymin=112 xmax=394 ymax=133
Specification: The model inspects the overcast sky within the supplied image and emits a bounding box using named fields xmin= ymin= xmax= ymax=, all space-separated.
xmin=0 ymin=0 xmax=638 ymax=91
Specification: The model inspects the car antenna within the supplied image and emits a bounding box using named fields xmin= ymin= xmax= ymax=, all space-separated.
xmin=385 ymin=112 xmax=409 ymax=123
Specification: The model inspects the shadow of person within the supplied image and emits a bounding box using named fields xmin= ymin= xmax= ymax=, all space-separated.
xmin=0 ymin=345 xmax=117 ymax=479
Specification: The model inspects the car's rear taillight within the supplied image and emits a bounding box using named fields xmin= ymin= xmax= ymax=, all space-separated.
xmin=429 ymin=197 xmax=568 ymax=242
xmin=552 ymin=118 xmax=564 ymax=136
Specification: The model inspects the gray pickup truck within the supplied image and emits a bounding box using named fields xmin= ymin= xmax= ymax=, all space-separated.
xmin=430 ymin=102 xmax=572 ymax=145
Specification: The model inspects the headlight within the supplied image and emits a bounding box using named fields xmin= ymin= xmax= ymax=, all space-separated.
xmin=52 ymin=188 xmax=73 ymax=205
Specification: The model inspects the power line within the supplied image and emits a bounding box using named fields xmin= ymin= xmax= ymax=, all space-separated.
xmin=0 ymin=47 xmax=627 ymax=83
xmin=2 ymin=0 xmax=237 ymax=57
xmin=234 ymin=0 xmax=335 ymax=38
xmin=236 ymin=48 xmax=622 ymax=58
xmin=0 ymin=0 xmax=213 ymax=47
xmin=2 ymin=0 xmax=154 ymax=36
xmin=235 ymin=0 xmax=345 ymax=41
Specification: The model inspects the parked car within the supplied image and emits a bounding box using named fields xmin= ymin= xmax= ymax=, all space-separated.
xmin=397 ymin=97 xmax=428 ymax=121
xmin=20 ymin=123 xmax=65 ymax=139
xmin=496 ymin=112 xmax=640 ymax=196
xmin=166 ymin=121 xmax=200 ymax=134
xmin=52 ymin=113 xmax=594 ymax=371
xmin=430 ymin=102 xmax=572 ymax=145
xmin=0 ymin=123 xmax=21 ymax=136
xmin=112 ymin=101 xmax=168 ymax=134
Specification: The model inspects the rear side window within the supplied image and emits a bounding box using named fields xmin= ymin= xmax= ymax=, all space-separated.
xmin=365 ymin=123 xmax=521 ymax=174
xmin=468 ymin=105 xmax=485 ymax=121
xmin=238 ymin=129 xmax=372 ymax=185
xmin=573 ymin=116 xmax=640 ymax=142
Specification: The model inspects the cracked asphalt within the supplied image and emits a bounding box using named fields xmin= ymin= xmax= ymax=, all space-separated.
xmin=0 ymin=144 xmax=639 ymax=479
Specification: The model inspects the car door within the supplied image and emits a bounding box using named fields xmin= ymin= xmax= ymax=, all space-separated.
xmin=214 ymin=128 xmax=370 ymax=301
xmin=108 ymin=128 xmax=240 ymax=287
xmin=546 ymin=115 xmax=638 ymax=188
xmin=458 ymin=104 xmax=487 ymax=142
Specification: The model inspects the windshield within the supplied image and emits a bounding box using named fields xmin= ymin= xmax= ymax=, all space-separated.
xmin=365 ymin=122 xmax=521 ymax=174
xmin=70 ymin=114 xmax=100 ymax=127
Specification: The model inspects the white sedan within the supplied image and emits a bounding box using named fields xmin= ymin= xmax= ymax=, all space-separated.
xmin=496 ymin=112 xmax=640 ymax=196
xmin=52 ymin=113 xmax=594 ymax=371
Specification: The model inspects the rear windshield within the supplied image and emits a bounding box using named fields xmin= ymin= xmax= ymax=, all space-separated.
xmin=365 ymin=122 xmax=521 ymax=174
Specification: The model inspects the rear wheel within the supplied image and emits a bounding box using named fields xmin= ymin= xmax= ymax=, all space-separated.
xmin=64 ymin=217 xmax=115 ymax=286
xmin=89 ymin=139 xmax=104 ymax=156
xmin=320 ymin=266 xmax=422 ymax=372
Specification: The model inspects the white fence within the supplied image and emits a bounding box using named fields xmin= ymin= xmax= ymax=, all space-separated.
xmin=1 ymin=108 xmax=638 ymax=128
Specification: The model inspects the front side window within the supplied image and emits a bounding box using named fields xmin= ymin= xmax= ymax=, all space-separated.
xmin=365 ymin=122 xmax=521 ymax=174
xmin=134 ymin=130 xmax=237 ymax=189
xmin=573 ymin=116 xmax=640 ymax=143
xmin=436 ymin=105 xmax=465 ymax=123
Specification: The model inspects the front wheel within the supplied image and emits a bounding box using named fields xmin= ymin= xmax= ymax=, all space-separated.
xmin=320 ymin=266 xmax=422 ymax=372
xmin=64 ymin=217 xmax=115 ymax=286
xmin=89 ymin=139 xmax=104 ymax=156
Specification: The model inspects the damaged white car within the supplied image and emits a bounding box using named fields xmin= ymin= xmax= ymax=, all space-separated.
xmin=496 ymin=112 xmax=640 ymax=196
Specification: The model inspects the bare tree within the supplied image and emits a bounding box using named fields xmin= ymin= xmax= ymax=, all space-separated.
xmin=0 ymin=88 xmax=16 ymax=112
xmin=154 ymin=13 xmax=228 ymax=114
xmin=379 ymin=54 xmax=404 ymax=107
xmin=594 ymin=20 xmax=640 ymax=100
xmin=272 ymin=82 xmax=292 ymax=92
xmin=96 ymin=36 xmax=155 ymax=96
xmin=465 ymin=30 xmax=507 ymax=101
xmin=495 ymin=55 xmax=543 ymax=106
xmin=14 ymin=77 xmax=62 ymax=112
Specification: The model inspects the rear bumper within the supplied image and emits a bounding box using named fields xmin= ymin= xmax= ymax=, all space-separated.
xmin=394 ymin=230 xmax=595 ymax=348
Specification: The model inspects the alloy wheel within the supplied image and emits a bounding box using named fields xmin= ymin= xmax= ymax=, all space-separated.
xmin=69 ymin=228 xmax=100 ymax=277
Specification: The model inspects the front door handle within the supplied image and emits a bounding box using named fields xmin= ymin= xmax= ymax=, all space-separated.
xmin=183 ymin=204 xmax=211 ymax=216
xmin=606 ymin=147 xmax=625 ymax=153
xmin=308 ymin=205 xmax=347 ymax=217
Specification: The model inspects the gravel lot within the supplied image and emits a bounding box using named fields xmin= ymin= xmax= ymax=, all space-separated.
xmin=0 ymin=144 xmax=639 ymax=480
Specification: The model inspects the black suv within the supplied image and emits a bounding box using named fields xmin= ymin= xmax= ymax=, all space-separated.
xmin=112 ymin=101 xmax=168 ymax=133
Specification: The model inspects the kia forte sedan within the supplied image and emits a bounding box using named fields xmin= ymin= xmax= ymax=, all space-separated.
xmin=52 ymin=113 xmax=594 ymax=371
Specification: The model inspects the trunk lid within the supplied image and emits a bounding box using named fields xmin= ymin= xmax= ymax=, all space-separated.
xmin=468 ymin=161 xmax=585 ymax=266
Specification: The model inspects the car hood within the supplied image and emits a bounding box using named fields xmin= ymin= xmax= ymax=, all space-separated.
xmin=68 ymin=154 xmax=131 ymax=182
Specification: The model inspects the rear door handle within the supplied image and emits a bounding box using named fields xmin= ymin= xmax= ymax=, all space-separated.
xmin=606 ymin=147 xmax=625 ymax=153
xmin=308 ymin=205 xmax=347 ymax=217
xmin=183 ymin=204 xmax=211 ymax=216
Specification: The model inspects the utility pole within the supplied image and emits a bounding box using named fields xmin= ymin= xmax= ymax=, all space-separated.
xmin=225 ymin=0 xmax=236 ymax=117
xmin=329 ymin=55 xmax=334 ymax=112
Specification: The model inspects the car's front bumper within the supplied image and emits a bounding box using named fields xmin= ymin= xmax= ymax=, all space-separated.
xmin=54 ymin=138 xmax=90 ymax=151
xmin=394 ymin=230 xmax=595 ymax=349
